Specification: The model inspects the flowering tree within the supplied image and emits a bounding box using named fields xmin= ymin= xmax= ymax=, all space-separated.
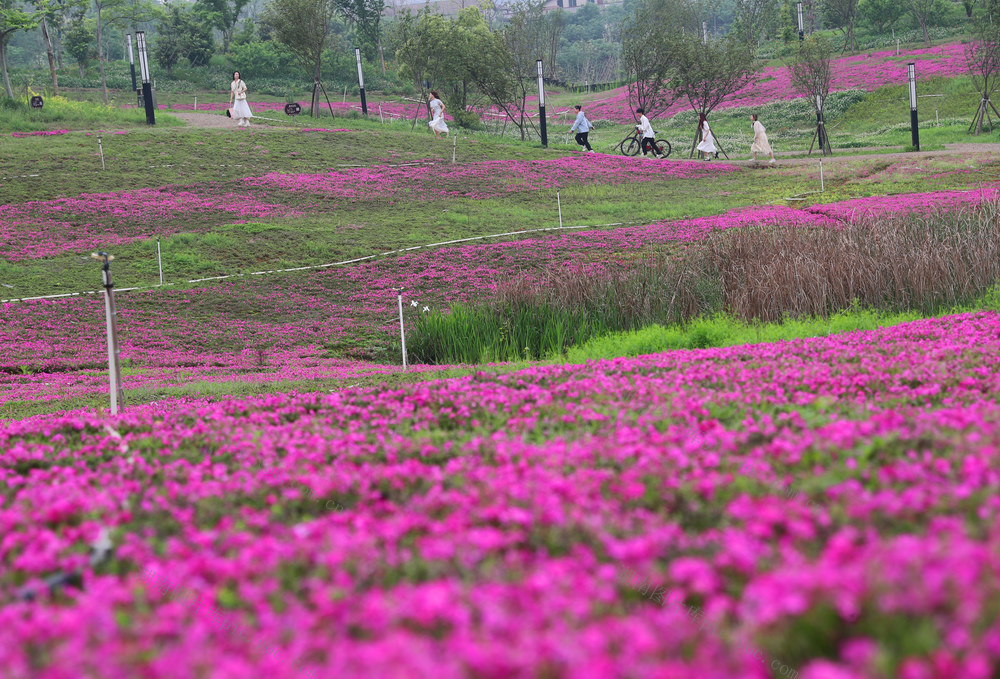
xmin=620 ymin=0 xmax=694 ymax=122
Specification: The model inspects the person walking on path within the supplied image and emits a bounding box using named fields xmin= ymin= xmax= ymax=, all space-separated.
xmin=697 ymin=114 xmax=717 ymax=161
xmin=570 ymin=105 xmax=594 ymax=152
xmin=428 ymin=91 xmax=450 ymax=138
xmin=751 ymin=114 xmax=776 ymax=164
xmin=228 ymin=71 xmax=253 ymax=128
xmin=636 ymin=108 xmax=662 ymax=159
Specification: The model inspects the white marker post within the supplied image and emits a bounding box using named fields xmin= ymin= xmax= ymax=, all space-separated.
xmin=452 ymin=135 xmax=457 ymax=164
xmin=157 ymin=237 xmax=163 ymax=285
xmin=557 ymin=191 xmax=563 ymax=228
xmin=819 ymin=159 xmax=824 ymax=192
xmin=194 ymin=95 xmax=197 ymax=111
xmin=98 ymin=135 xmax=105 ymax=170
xmin=378 ymin=103 xmax=384 ymax=124
xmin=394 ymin=288 xmax=408 ymax=370
xmin=93 ymin=252 xmax=124 ymax=415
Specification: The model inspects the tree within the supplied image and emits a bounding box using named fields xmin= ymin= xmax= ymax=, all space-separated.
xmin=620 ymin=0 xmax=694 ymax=121
xmin=858 ymin=0 xmax=906 ymax=33
xmin=64 ymin=14 xmax=93 ymax=76
xmin=92 ymin=0 xmax=125 ymax=104
xmin=34 ymin=0 xmax=82 ymax=95
xmin=154 ymin=4 xmax=213 ymax=72
xmin=908 ymin=0 xmax=934 ymax=46
xmin=0 ymin=0 xmax=40 ymax=98
xmin=965 ymin=19 xmax=1000 ymax=134
xmin=193 ymin=0 xmax=250 ymax=53
xmin=337 ymin=0 xmax=385 ymax=73
xmin=824 ymin=0 xmax=859 ymax=53
xmin=788 ymin=33 xmax=833 ymax=152
xmin=732 ymin=0 xmax=778 ymax=46
xmin=670 ymin=30 xmax=757 ymax=157
xmin=262 ymin=0 xmax=339 ymax=116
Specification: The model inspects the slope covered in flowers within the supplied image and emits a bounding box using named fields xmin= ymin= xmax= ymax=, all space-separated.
xmin=581 ymin=43 xmax=968 ymax=123
xmin=2 ymin=312 xmax=1000 ymax=678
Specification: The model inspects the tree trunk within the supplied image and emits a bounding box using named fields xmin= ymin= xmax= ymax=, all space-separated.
xmin=918 ymin=16 xmax=930 ymax=47
xmin=0 ymin=37 xmax=14 ymax=99
xmin=57 ymin=26 xmax=64 ymax=69
xmin=41 ymin=17 xmax=59 ymax=96
xmin=223 ymin=30 xmax=231 ymax=54
xmin=311 ymin=59 xmax=321 ymax=116
xmin=96 ymin=4 xmax=109 ymax=104
xmin=79 ymin=62 xmax=86 ymax=77
xmin=378 ymin=38 xmax=386 ymax=76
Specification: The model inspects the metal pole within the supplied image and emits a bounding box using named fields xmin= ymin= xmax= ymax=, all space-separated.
xmin=452 ymin=135 xmax=457 ymax=164
xmin=702 ymin=21 xmax=708 ymax=43
xmin=126 ymin=34 xmax=137 ymax=93
xmin=536 ymin=59 xmax=547 ymax=148
xmin=194 ymin=95 xmax=197 ymax=111
xmin=395 ymin=289 xmax=408 ymax=370
xmin=136 ymin=32 xmax=155 ymax=126
xmin=819 ymin=159 xmax=824 ymax=192
xmin=93 ymin=253 xmax=124 ymax=415
xmin=908 ymin=62 xmax=919 ymax=151
xmin=355 ymin=48 xmax=367 ymax=115
xmin=557 ymin=191 xmax=563 ymax=228
xmin=157 ymin=237 xmax=163 ymax=285
xmin=343 ymin=84 xmax=347 ymax=104
xmin=797 ymin=3 xmax=804 ymax=41
xmin=378 ymin=103 xmax=383 ymax=124
xmin=98 ymin=136 xmax=105 ymax=170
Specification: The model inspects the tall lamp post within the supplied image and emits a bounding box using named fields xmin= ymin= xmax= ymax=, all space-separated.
xmin=536 ymin=59 xmax=547 ymax=148
xmin=797 ymin=3 xmax=805 ymax=41
xmin=355 ymin=48 xmax=367 ymax=116
xmin=135 ymin=31 xmax=155 ymax=125
xmin=125 ymin=34 xmax=137 ymax=94
xmin=908 ymin=62 xmax=920 ymax=151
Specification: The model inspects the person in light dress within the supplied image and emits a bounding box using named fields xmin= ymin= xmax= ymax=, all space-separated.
xmin=428 ymin=91 xmax=449 ymax=138
xmin=696 ymin=115 xmax=717 ymax=161
xmin=751 ymin=114 xmax=775 ymax=164
xmin=229 ymin=71 xmax=253 ymax=128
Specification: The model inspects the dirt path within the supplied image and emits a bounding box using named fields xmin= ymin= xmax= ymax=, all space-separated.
xmin=170 ymin=111 xmax=295 ymax=130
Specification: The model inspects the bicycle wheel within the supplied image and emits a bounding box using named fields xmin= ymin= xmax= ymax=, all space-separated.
xmin=622 ymin=138 xmax=642 ymax=157
xmin=654 ymin=139 xmax=672 ymax=158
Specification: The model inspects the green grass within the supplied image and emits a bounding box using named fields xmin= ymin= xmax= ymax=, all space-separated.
xmin=564 ymin=288 xmax=1000 ymax=363
xmin=0 ymin=95 xmax=183 ymax=132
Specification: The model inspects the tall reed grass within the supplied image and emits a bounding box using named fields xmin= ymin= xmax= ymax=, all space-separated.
xmin=408 ymin=201 xmax=1000 ymax=365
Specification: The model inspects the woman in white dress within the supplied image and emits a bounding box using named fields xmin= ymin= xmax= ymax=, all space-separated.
xmin=750 ymin=114 xmax=775 ymax=164
xmin=696 ymin=114 xmax=717 ymax=161
xmin=428 ymin=91 xmax=449 ymax=138
xmin=229 ymin=71 xmax=253 ymax=128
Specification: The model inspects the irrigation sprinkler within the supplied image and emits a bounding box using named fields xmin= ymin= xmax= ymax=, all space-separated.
xmin=355 ymin=48 xmax=367 ymax=115
xmin=908 ymin=62 xmax=920 ymax=151
xmin=536 ymin=60 xmax=548 ymax=148
xmin=97 ymin=135 xmax=105 ymax=170
xmin=157 ymin=237 xmax=163 ymax=285
xmin=557 ymin=191 xmax=563 ymax=228
xmin=393 ymin=288 xmax=408 ymax=370
xmin=92 ymin=252 xmax=124 ymax=415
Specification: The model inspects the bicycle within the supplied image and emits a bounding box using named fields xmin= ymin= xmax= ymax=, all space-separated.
xmin=617 ymin=129 xmax=672 ymax=158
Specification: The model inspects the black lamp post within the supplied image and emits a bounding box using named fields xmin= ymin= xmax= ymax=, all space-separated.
xmin=908 ymin=62 xmax=919 ymax=151
xmin=536 ymin=59 xmax=547 ymax=148
xmin=126 ymin=34 xmax=137 ymax=93
xmin=356 ymin=48 xmax=367 ymax=115
xmin=797 ymin=3 xmax=805 ymax=41
xmin=135 ymin=31 xmax=155 ymax=125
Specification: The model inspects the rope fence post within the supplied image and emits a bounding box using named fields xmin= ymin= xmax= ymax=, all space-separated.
xmin=92 ymin=252 xmax=124 ymax=415
xmin=394 ymin=288 xmax=408 ymax=370
xmin=557 ymin=190 xmax=563 ymax=228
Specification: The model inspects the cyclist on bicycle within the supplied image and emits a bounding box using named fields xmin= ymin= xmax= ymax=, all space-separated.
xmin=635 ymin=108 xmax=663 ymax=159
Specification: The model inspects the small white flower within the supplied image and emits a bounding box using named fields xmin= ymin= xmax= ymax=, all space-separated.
xmin=410 ymin=300 xmax=418 ymax=307
xmin=423 ymin=306 xmax=430 ymax=313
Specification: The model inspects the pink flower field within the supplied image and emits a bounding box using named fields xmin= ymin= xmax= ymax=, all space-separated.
xmin=3 ymin=311 xmax=1000 ymax=678
xmin=579 ymin=43 xmax=969 ymax=123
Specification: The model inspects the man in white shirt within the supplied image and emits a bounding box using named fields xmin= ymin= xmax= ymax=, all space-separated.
xmin=635 ymin=108 xmax=663 ymax=159
xmin=569 ymin=105 xmax=594 ymax=152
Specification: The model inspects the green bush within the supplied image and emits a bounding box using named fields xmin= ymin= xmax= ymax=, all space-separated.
xmin=451 ymin=108 xmax=484 ymax=130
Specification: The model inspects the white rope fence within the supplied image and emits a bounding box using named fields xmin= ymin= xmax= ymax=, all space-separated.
xmin=1 ymin=219 xmax=643 ymax=305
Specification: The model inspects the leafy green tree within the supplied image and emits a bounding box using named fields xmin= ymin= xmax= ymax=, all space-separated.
xmin=788 ymin=33 xmax=833 ymax=152
xmin=154 ymin=4 xmax=214 ymax=73
xmin=193 ymin=0 xmax=250 ymax=53
xmin=858 ymin=0 xmax=906 ymax=32
xmin=621 ymin=0 xmax=696 ymax=120
xmin=337 ymin=0 xmax=384 ymax=71
xmin=64 ymin=14 xmax=93 ymax=76
xmin=262 ymin=0 xmax=339 ymax=116
xmin=0 ymin=0 xmax=40 ymax=98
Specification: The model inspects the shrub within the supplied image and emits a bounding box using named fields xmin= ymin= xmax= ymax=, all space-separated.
xmin=451 ymin=108 xmax=485 ymax=130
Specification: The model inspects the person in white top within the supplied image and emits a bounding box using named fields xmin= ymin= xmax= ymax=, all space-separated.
xmin=428 ymin=91 xmax=449 ymax=138
xmin=635 ymin=108 xmax=663 ymax=159
xmin=228 ymin=71 xmax=253 ymax=128
xmin=750 ymin=114 xmax=775 ymax=164
xmin=569 ymin=105 xmax=594 ymax=152
xmin=696 ymin=114 xmax=717 ymax=161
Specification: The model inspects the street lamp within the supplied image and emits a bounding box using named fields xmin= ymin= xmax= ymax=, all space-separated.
xmin=536 ymin=59 xmax=548 ymax=148
xmin=355 ymin=48 xmax=367 ymax=115
xmin=908 ymin=62 xmax=919 ymax=150
xmin=135 ymin=31 xmax=155 ymax=125
xmin=797 ymin=3 xmax=804 ymax=41
xmin=125 ymin=34 xmax=137 ymax=93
